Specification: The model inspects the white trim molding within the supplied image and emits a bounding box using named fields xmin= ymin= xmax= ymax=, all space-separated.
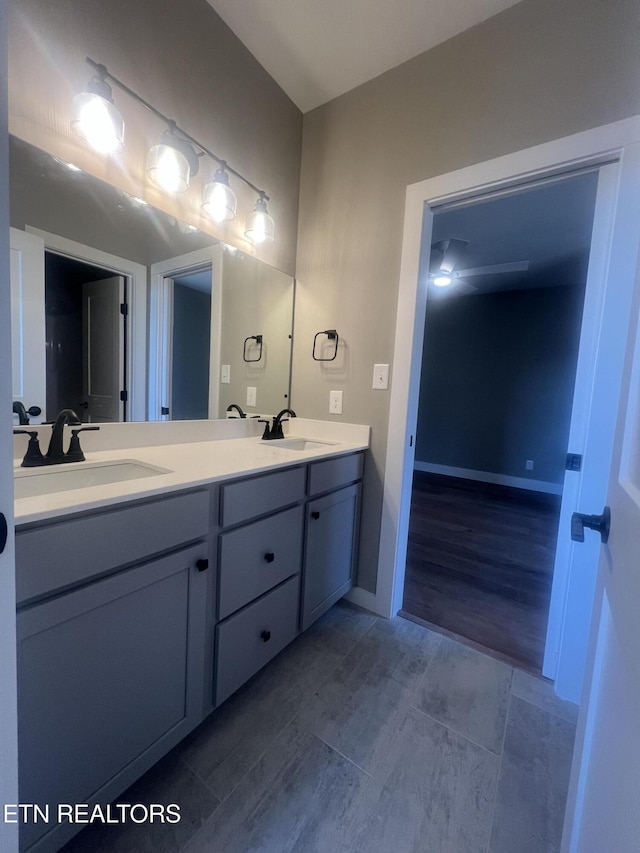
xmin=413 ymin=461 xmax=563 ymax=495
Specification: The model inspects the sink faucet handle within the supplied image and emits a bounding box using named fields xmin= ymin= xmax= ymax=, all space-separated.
xmin=257 ymin=419 xmax=272 ymax=440
xmin=13 ymin=429 xmax=45 ymax=467
xmin=67 ymin=426 xmax=100 ymax=462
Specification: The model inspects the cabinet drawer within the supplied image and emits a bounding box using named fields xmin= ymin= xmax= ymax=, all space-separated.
xmin=220 ymin=466 xmax=305 ymax=527
xmin=218 ymin=505 xmax=303 ymax=619
xmin=16 ymin=489 xmax=210 ymax=606
xmin=215 ymin=575 xmax=300 ymax=705
xmin=308 ymin=452 xmax=364 ymax=496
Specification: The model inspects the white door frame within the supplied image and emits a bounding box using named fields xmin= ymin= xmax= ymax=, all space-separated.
xmin=348 ymin=115 xmax=640 ymax=688
xmin=25 ymin=227 xmax=147 ymax=421
xmin=149 ymin=244 xmax=223 ymax=421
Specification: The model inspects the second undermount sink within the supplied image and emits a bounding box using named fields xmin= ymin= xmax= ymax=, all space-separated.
xmin=270 ymin=438 xmax=338 ymax=451
xmin=14 ymin=459 xmax=172 ymax=499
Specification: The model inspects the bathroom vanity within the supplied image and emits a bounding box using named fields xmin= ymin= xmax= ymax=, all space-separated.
xmin=13 ymin=420 xmax=368 ymax=853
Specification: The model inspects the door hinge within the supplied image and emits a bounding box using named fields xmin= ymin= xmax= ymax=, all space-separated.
xmin=120 ymin=389 xmax=128 ymax=402
xmin=161 ymin=406 xmax=170 ymax=415
xmin=566 ymin=453 xmax=582 ymax=471
xmin=120 ymin=303 xmax=129 ymax=316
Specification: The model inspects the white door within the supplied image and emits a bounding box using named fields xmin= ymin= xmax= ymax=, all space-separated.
xmin=10 ymin=227 xmax=45 ymax=424
xmin=561 ymin=259 xmax=640 ymax=850
xmin=82 ymin=276 xmax=125 ymax=422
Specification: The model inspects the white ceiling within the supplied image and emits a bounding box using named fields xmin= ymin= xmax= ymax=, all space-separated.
xmin=206 ymin=0 xmax=523 ymax=112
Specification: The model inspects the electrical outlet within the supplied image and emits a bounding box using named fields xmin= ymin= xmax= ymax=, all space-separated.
xmin=372 ymin=363 xmax=390 ymax=390
xmin=526 ymin=459 xmax=534 ymax=470
xmin=246 ymin=386 xmax=257 ymax=407
xmin=329 ymin=390 xmax=343 ymax=415
xmin=221 ymin=364 xmax=230 ymax=384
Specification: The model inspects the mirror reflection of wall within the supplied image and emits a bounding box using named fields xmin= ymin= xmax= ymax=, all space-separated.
xmin=9 ymin=135 xmax=295 ymax=423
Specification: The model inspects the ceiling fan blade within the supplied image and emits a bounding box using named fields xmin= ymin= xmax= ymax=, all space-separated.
xmin=455 ymin=260 xmax=530 ymax=278
xmin=452 ymin=280 xmax=478 ymax=296
xmin=432 ymin=238 xmax=469 ymax=274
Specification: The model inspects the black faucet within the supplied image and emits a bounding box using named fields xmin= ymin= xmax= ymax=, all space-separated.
xmin=14 ymin=410 xmax=100 ymax=467
xmin=226 ymin=404 xmax=246 ymax=418
xmin=12 ymin=402 xmax=42 ymax=426
xmin=260 ymin=408 xmax=297 ymax=440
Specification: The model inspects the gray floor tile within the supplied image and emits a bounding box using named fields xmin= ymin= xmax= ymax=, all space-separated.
xmin=177 ymin=630 xmax=343 ymax=800
xmin=296 ymin=615 xmax=440 ymax=773
xmin=61 ymin=752 xmax=219 ymax=853
xmin=511 ymin=668 xmax=579 ymax=724
xmin=304 ymin=600 xmax=378 ymax=656
xmin=348 ymin=706 xmax=500 ymax=853
xmin=414 ymin=637 xmax=512 ymax=754
xmin=488 ymin=696 xmax=576 ymax=853
xmin=182 ymin=720 xmax=367 ymax=853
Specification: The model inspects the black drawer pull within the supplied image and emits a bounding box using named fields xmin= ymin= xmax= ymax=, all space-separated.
xmin=311 ymin=511 xmax=320 ymax=520
xmin=264 ymin=552 xmax=275 ymax=563
xmin=195 ymin=558 xmax=209 ymax=572
xmin=260 ymin=630 xmax=271 ymax=643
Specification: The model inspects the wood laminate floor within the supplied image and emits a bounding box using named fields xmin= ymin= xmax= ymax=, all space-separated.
xmin=402 ymin=471 xmax=562 ymax=672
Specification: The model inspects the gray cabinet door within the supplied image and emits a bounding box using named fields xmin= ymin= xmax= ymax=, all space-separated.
xmin=17 ymin=544 xmax=207 ymax=852
xmin=302 ymin=483 xmax=361 ymax=631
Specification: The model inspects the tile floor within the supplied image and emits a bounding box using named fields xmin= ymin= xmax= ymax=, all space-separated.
xmin=61 ymin=601 xmax=577 ymax=853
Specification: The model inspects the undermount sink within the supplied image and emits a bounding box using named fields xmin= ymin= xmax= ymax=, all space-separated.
xmin=270 ymin=438 xmax=338 ymax=451
xmin=14 ymin=459 xmax=172 ymax=499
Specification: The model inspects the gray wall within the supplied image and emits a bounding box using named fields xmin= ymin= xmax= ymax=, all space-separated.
xmin=9 ymin=0 xmax=302 ymax=274
xmin=171 ymin=283 xmax=211 ymax=421
xmin=294 ymin=0 xmax=640 ymax=592
xmin=415 ymin=286 xmax=584 ymax=485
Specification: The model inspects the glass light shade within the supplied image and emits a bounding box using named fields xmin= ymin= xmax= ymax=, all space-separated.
xmin=202 ymin=172 xmax=237 ymax=222
xmin=147 ymin=143 xmax=191 ymax=193
xmin=245 ymin=197 xmax=275 ymax=244
xmin=71 ymin=91 xmax=124 ymax=155
xmin=432 ymin=275 xmax=453 ymax=287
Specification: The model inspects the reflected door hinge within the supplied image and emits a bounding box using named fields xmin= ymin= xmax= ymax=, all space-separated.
xmin=161 ymin=406 xmax=170 ymax=416
xmin=120 ymin=389 xmax=128 ymax=402
xmin=120 ymin=303 xmax=129 ymax=316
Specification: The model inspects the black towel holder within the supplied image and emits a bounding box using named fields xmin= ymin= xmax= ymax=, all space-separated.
xmin=243 ymin=334 xmax=263 ymax=363
xmin=313 ymin=329 xmax=339 ymax=362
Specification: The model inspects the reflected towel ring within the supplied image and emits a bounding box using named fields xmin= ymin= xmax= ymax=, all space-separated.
xmin=313 ymin=329 xmax=339 ymax=362
xmin=243 ymin=334 xmax=263 ymax=362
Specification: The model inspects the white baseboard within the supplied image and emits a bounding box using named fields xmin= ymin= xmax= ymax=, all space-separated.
xmin=413 ymin=461 xmax=563 ymax=495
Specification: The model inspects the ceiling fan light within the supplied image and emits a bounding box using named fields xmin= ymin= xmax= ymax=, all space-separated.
xmin=71 ymin=78 xmax=124 ymax=155
xmin=245 ymin=196 xmax=275 ymax=244
xmin=202 ymin=168 xmax=237 ymax=222
xmin=432 ymin=274 xmax=453 ymax=287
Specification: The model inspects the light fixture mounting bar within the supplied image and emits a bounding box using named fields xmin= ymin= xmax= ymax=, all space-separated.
xmin=85 ymin=57 xmax=268 ymax=199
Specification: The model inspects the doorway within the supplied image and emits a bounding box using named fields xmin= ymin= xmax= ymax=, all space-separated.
xmin=44 ymin=252 xmax=127 ymax=422
xmin=400 ymin=172 xmax=598 ymax=672
xmin=170 ymin=267 xmax=213 ymax=420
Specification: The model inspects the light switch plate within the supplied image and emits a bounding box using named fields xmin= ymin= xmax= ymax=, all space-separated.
xmin=246 ymin=386 xmax=257 ymax=407
xmin=221 ymin=364 xmax=230 ymax=384
xmin=373 ymin=363 xmax=389 ymax=389
xmin=329 ymin=390 xmax=343 ymax=415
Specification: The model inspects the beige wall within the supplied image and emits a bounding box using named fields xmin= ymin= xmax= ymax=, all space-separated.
xmin=8 ymin=0 xmax=302 ymax=274
xmin=294 ymin=0 xmax=640 ymax=592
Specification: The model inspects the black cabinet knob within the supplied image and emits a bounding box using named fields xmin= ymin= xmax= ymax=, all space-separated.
xmin=311 ymin=511 xmax=320 ymax=520
xmin=0 ymin=513 xmax=7 ymax=555
xmin=264 ymin=552 xmax=275 ymax=563
xmin=260 ymin=630 xmax=271 ymax=643
xmin=195 ymin=558 xmax=209 ymax=572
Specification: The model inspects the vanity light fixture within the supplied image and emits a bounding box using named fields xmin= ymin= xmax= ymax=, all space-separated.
xmin=72 ymin=58 xmax=274 ymax=241
xmin=71 ymin=65 xmax=125 ymax=155
xmin=147 ymin=125 xmax=200 ymax=194
xmin=202 ymin=164 xmax=237 ymax=223
xmin=245 ymin=193 xmax=275 ymax=244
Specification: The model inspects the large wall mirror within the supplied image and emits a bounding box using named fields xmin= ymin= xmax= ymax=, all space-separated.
xmin=9 ymin=136 xmax=294 ymax=424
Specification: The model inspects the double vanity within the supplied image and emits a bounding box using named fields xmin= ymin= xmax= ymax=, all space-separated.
xmin=13 ymin=418 xmax=369 ymax=853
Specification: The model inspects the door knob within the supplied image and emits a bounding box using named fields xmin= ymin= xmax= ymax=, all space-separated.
xmin=571 ymin=506 xmax=611 ymax=544
xmin=0 ymin=513 xmax=7 ymax=554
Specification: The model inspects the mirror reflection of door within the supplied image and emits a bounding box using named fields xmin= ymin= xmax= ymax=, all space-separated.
xmin=170 ymin=268 xmax=212 ymax=420
xmin=45 ymin=253 xmax=127 ymax=422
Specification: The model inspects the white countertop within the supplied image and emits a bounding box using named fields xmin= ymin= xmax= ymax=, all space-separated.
xmin=14 ymin=419 xmax=370 ymax=525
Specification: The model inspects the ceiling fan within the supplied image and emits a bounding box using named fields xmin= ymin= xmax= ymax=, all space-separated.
xmin=429 ymin=238 xmax=530 ymax=295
